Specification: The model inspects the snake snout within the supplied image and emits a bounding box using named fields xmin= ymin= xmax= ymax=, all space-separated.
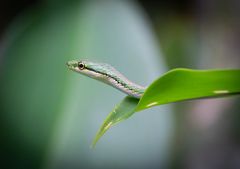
xmin=66 ymin=60 xmax=79 ymax=69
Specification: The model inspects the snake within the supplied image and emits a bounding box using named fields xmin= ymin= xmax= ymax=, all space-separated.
xmin=66 ymin=60 xmax=145 ymax=98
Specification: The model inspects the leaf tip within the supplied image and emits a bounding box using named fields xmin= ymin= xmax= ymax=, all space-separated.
xmin=91 ymin=122 xmax=113 ymax=147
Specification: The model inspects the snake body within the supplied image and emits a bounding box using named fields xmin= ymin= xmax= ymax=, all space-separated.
xmin=67 ymin=60 xmax=145 ymax=98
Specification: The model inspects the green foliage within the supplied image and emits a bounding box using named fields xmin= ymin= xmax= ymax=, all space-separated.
xmin=136 ymin=68 xmax=240 ymax=111
xmin=94 ymin=68 xmax=240 ymax=145
xmin=92 ymin=96 xmax=139 ymax=147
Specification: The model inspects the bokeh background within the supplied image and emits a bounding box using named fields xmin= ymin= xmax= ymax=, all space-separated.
xmin=0 ymin=0 xmax=239 ymax=169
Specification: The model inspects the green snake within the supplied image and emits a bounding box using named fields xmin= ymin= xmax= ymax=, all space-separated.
xmin=66 ymin=60 xmax=145 ymax=98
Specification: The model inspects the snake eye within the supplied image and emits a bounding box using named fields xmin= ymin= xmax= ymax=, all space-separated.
xmin=78 ymin=62 xmax=85 ymax=70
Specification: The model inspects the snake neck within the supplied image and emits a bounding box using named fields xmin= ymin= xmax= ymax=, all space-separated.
xmin=104 ymin=73 xmax=145 ymax=99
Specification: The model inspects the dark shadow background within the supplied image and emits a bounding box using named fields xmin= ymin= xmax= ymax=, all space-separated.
xmin=0 ymin=0 xmax=194 ymax=37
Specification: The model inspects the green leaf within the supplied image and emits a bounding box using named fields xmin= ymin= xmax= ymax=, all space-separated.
xmin=93 ymin=68 xmax=240 ymax=146
xmin=92 ymin=96 xmax=139 ymax=147
xmin=136 ymin=68 xmax=240 ymax=111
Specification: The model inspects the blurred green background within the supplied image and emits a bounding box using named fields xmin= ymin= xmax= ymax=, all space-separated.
xmin=0 ymin=0 xmax=239 ymax=169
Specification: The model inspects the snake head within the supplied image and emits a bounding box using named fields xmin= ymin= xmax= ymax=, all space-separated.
xmin=66 ymin=60 xmax=89 ymax=74
xmin=66 ymin=60 xmax=110 ymax=79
